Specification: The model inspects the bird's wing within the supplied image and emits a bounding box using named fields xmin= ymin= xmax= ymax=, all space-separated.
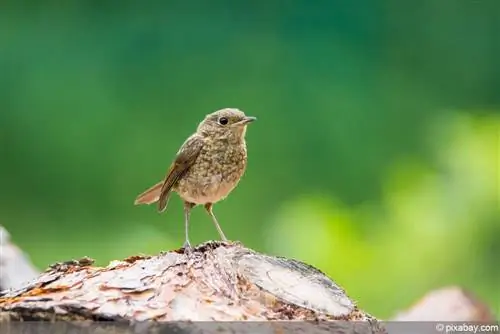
xmin=157 ymin=134 xmax=204 ymax=212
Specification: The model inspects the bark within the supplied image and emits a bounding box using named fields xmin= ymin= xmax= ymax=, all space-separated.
xmin=0 ymin=240 xmax=385 ymax=334
xmin=0 ymin=227 xmax=497 ymax=333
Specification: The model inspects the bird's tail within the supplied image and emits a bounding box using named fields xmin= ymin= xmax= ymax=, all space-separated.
xmin=134 ymin=181 xmax=164 ymax=205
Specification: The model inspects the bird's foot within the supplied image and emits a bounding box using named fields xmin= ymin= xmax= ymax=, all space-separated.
xmin=219 ymin=237 xmax=235 ymax=245
xmin=182 ymin=241 xmax=192 ymax=255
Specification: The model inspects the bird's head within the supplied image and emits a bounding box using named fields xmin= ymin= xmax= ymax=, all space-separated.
xmin=198 ymin=108 xmax=256 ymax=141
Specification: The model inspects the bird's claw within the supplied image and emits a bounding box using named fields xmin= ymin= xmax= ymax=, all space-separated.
xmin=182 ymin=241 xmax=192 ymax=255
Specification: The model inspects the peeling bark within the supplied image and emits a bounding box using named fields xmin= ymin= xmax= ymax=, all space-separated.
xmin=0 ymin=241 xmax=385 ymax=333
xmin=0 ymin=234 xmax=496 ymax=334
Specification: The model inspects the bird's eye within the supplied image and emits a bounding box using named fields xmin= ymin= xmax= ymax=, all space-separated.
xmin=218 ymin=117 xmax=229 ymax=125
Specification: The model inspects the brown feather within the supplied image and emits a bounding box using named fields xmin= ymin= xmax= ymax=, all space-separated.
xmin=157 ymin=134 xmax=205 ymax=212
xmin=134 ymin=181 xmax=163 ymax=205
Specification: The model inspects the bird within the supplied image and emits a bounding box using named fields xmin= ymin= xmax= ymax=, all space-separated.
xmin=134 ymin=108 xmax=256 ymax=251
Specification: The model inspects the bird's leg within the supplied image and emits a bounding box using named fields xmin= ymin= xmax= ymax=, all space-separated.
xmin=183 ymin=202 xmax=195 ymax=252
xmin=204 ymin=203 xmax=228 ymax=242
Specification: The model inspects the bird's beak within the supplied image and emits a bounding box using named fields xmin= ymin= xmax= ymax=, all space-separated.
xmin=235 ymin=116 xmax=257 ymax=126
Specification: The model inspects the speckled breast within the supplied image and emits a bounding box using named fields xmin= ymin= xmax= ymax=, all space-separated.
xmin=174 ymin=142 xmax=248 ymax=205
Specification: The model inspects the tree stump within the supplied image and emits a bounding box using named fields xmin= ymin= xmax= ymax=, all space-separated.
xmin=0 ymin=225 xmax=39 ymax=291
xmin=0 ymin=241 xmax=385 ymax=333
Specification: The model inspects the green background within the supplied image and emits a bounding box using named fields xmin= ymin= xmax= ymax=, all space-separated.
xmin=1 ymin=1 xmax=499 ymax=318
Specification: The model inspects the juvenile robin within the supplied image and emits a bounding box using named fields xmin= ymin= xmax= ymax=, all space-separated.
xmin=134 ymin=108 xmax=256 ymax=250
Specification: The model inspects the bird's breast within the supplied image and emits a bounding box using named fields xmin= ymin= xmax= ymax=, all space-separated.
xmin=174 ymin=142 xmax=248 ymax=204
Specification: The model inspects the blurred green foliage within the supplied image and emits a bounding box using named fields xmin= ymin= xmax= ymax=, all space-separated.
xmin=0 ymin=1 xmax=498 ymax=318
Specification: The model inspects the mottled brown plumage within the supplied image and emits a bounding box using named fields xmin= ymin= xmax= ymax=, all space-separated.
xmin=134 ymin=108 xmax=256 ymax=250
